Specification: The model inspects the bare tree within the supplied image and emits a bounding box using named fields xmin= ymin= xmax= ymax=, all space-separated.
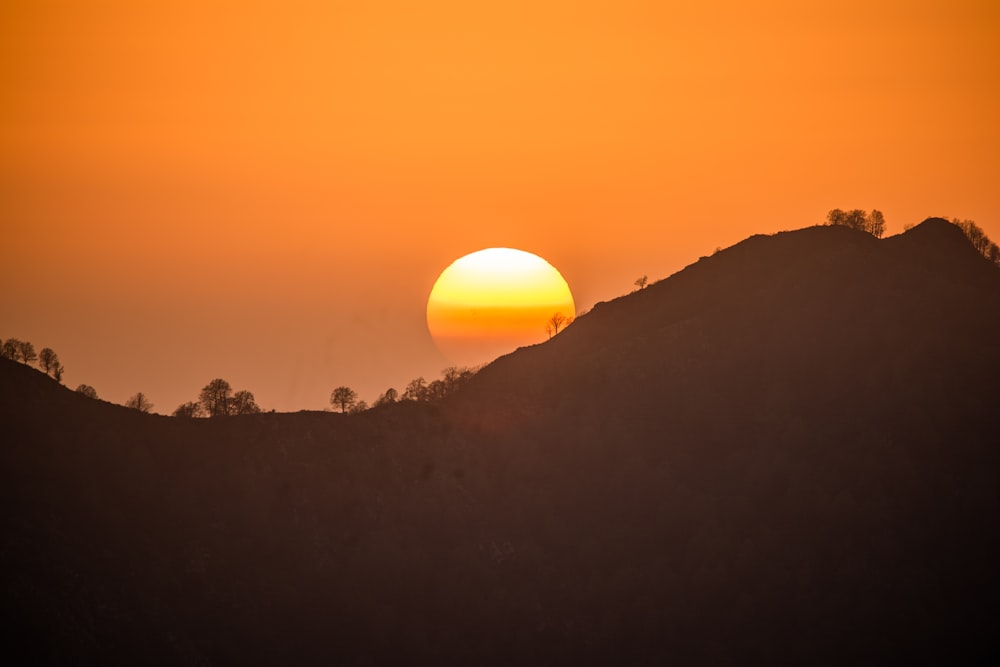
xmin=17 ymin=340 xmax=37 ymax=365
xmin=199 ymin=378 xmax=233 ymax=417
xmin=545 ymin=312 xmax=572 ymax=339
xmin=952 ymin=218 xmax=1000 ymax=266
xmin=52 ymin=362 xmax=65 ymax=383
xmin=126 ymin=392 xmax=154 ymax=413
xmin=1 ymin=338 xmax=20 ymax=361
xmin=441 ymin=366 xmax=476 ymax=394
xmin=330 ymin=386 xmax=358 ymax=413
xmin=349 ymin=400 xmax=369 ymax=414
xmin=172 ymin=401 xmax=204 ymax=418
xmin=231 ymin=390 xmax=262 ymax=415
xmin=38 ymin=348 xmax=58 ymax=375
xmin=425 ymin=379 xmax=448 ymax=401
xmin=75 ymin=384 xmax=99 ymax=399
xmin=827 ymin=208 xmax=887 ymax=237
xmin=373 ymin=387 xmax=399 ymax=407
xmin=827 ymin=208 xmax=867 ymax=231
xmin=844 ymin=209 xmax=868 ymax=231
xmin=634 ymin=275 xmax=648 ymax=290
xmin=402 ymin=377 xmax=427 ymax=401
xmin=868 ymin=209 xmax=886 ymax=238
xmin=396 ymin=367 xmax=477 ymax=404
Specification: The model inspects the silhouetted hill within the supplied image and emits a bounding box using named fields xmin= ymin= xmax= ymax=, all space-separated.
xmin=3 ymin=220 xmax=999 ymax=664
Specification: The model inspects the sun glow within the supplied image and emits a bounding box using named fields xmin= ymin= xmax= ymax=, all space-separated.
xmin=427 ymin=248 xmax=575 ymax=365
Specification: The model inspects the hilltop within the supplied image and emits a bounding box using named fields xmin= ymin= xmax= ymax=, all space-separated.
xmin=2 ymin=219 xmax=999 ymax=664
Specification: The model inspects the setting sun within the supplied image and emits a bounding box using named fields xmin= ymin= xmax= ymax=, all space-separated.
xmin=427 ymin=248 xmax=576 ymax=365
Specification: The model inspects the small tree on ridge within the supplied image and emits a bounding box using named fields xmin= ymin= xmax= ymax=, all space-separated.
xmin=17 ymin=341 xmax=37 ymax=366
xmin=38 ymin=347 xmax=58 ymax=374
xmin=76 ymin=384 xmax=99 ymax=399
xmin=826 ymin=208 xmax=886 ymax=238
xmin=374 ymin=387 xmax=398 ymax=407
xmin=172 ymin=401 xmax=204 ymax=418
xmin=231 ymin=390 xmax=262 ymax=415
xmin=200 ymin=378 xmax=233 ymax=417
xmin=330 ymin=386 xmax=358 ymax=413
xmin=0 ymin=339 xmax=18 ymax=360
xmin=546 ymin=312 xmax=572 ymax=339
xmin=126 ymin=392 xmax=154 ymax=413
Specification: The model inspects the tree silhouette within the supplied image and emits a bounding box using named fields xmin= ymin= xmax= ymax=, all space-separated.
xmin=827 ymin=208 xmax=867 ymax=231
xmin=634 ymin=275 xmax=648 ymax=290
xmin=869 ymin=209 xmax=886 ymax=238
xmin=399 ymin=368 xmax=477 ymax=403
xmin=38 ymin=348 xmax=59 ymax=375
xmin=426 ymin=379 xmax=447 ymax=401
xmin=17 ymin=340 xmax=37 ymax=365
xmin=38 ymin=347 xmax=55 ymax=373
xmin=826 ymin=208 xmax=887 ymax=237
xmin=199 ymin=378 xmax=233 ymax=417
xmin=402 ymin=377 xmax=427 ymax=401
xmin=846 ymin=209 xmax=868 ymax=231
xmin=952 ymin=218 xmax=1000 ymax=267
xmin=546 ymin=312 xmax=572 ymax=339
xmin=373 ymin=387 xmax=398 ymax=407
xmin=231 ymin=390 xmax=262 ymax=415
xmin=125 ymin=392 xmax=153 ymax=413
xmin=172 ymin=401 xmax=204 ymax=418
xmin=441 ymin=366 xmax=475 ymax=394
xmin=349 ymin=399 xmax=369 ymax=414
xmin=330 ymin=386 xmax=358 ymax=413
xmin=1 ymin=338 xmax=20 ymax=361
xmin=75 ymin=384 xmax=99 ymax=399
xmin=52 ymin=362 xmax=65 ymax=383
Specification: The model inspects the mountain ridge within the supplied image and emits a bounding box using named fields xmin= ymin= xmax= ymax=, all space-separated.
xmin=2 ymin=219 xmax=999 ymax=664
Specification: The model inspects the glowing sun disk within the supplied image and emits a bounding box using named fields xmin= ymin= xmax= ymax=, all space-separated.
xmin=426 ymin=248 xmax=575 ymax=365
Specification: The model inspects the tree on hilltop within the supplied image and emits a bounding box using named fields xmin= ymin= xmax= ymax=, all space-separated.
xmin=200 ymin=378 xmax=233 ymax=417
xmin=402 ymin=377 xmax=427 ymax=401
xmin=17 ymin=341 xmax=37 ymax=365
xmin=425 ymin=379 xmax=448 ymax=401
xmin=441 ymin=366 xmax=475 ymax=393
xmin=172 ymin=401 xmax=204 ymax=418
xmin=398 ymin=367 xmax=477 ymax=403
xmin=634 ymin=275 xmax=648 ymax=290
xmin=952 ymin=218 xmax=1000 ymax=267
xmin=373 ymin=387 xmax=398 ymax=407
xmin=231 ymin=390 xmax=262 ymax=415
xmin=75 ymin=384 xmax=99 ymax=399
xmin=1 ymin=339 xmax=19 ymax=361
xmin=38 ymin=348 xmax=59 ymax=375
xmin=126 ymin=392 xmax=154 ymax=413
xmin=195 ymin=379 xmax=262 ymax=416
xmin=330 ymin=386 xmax=358 ymax=413
xmin=826 ymin=208 xmax=886 ymax=238
xmin=546 ymin=312 xmax=572 ymax=339
xmin=868 ymin=210 xmax=886 ymax=238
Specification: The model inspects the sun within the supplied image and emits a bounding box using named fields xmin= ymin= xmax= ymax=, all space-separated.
xmin=427 ymin=248 xmax=576 ymax=366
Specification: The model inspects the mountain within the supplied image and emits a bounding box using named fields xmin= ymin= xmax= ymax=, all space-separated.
xmin=3 ymin=219 xmax=999 ymax=664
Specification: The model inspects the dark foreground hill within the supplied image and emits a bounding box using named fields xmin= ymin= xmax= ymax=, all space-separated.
xmin=3 ymin=219 xmax=999 ymax=665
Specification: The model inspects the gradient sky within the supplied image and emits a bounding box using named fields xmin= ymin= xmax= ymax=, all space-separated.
xmin=2 ymin=0 xmax=998 ymax=412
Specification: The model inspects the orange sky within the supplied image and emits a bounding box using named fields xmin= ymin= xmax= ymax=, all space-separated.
xmin=2 ymin=0 xmax=998 ymax=412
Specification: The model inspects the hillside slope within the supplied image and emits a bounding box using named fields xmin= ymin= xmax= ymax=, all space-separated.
xmin=3 ymin=219 xmax=999 ymax=664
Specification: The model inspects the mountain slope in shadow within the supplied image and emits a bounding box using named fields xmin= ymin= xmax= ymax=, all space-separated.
xmin=2 ymin=219 xmax=999 ymax=664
